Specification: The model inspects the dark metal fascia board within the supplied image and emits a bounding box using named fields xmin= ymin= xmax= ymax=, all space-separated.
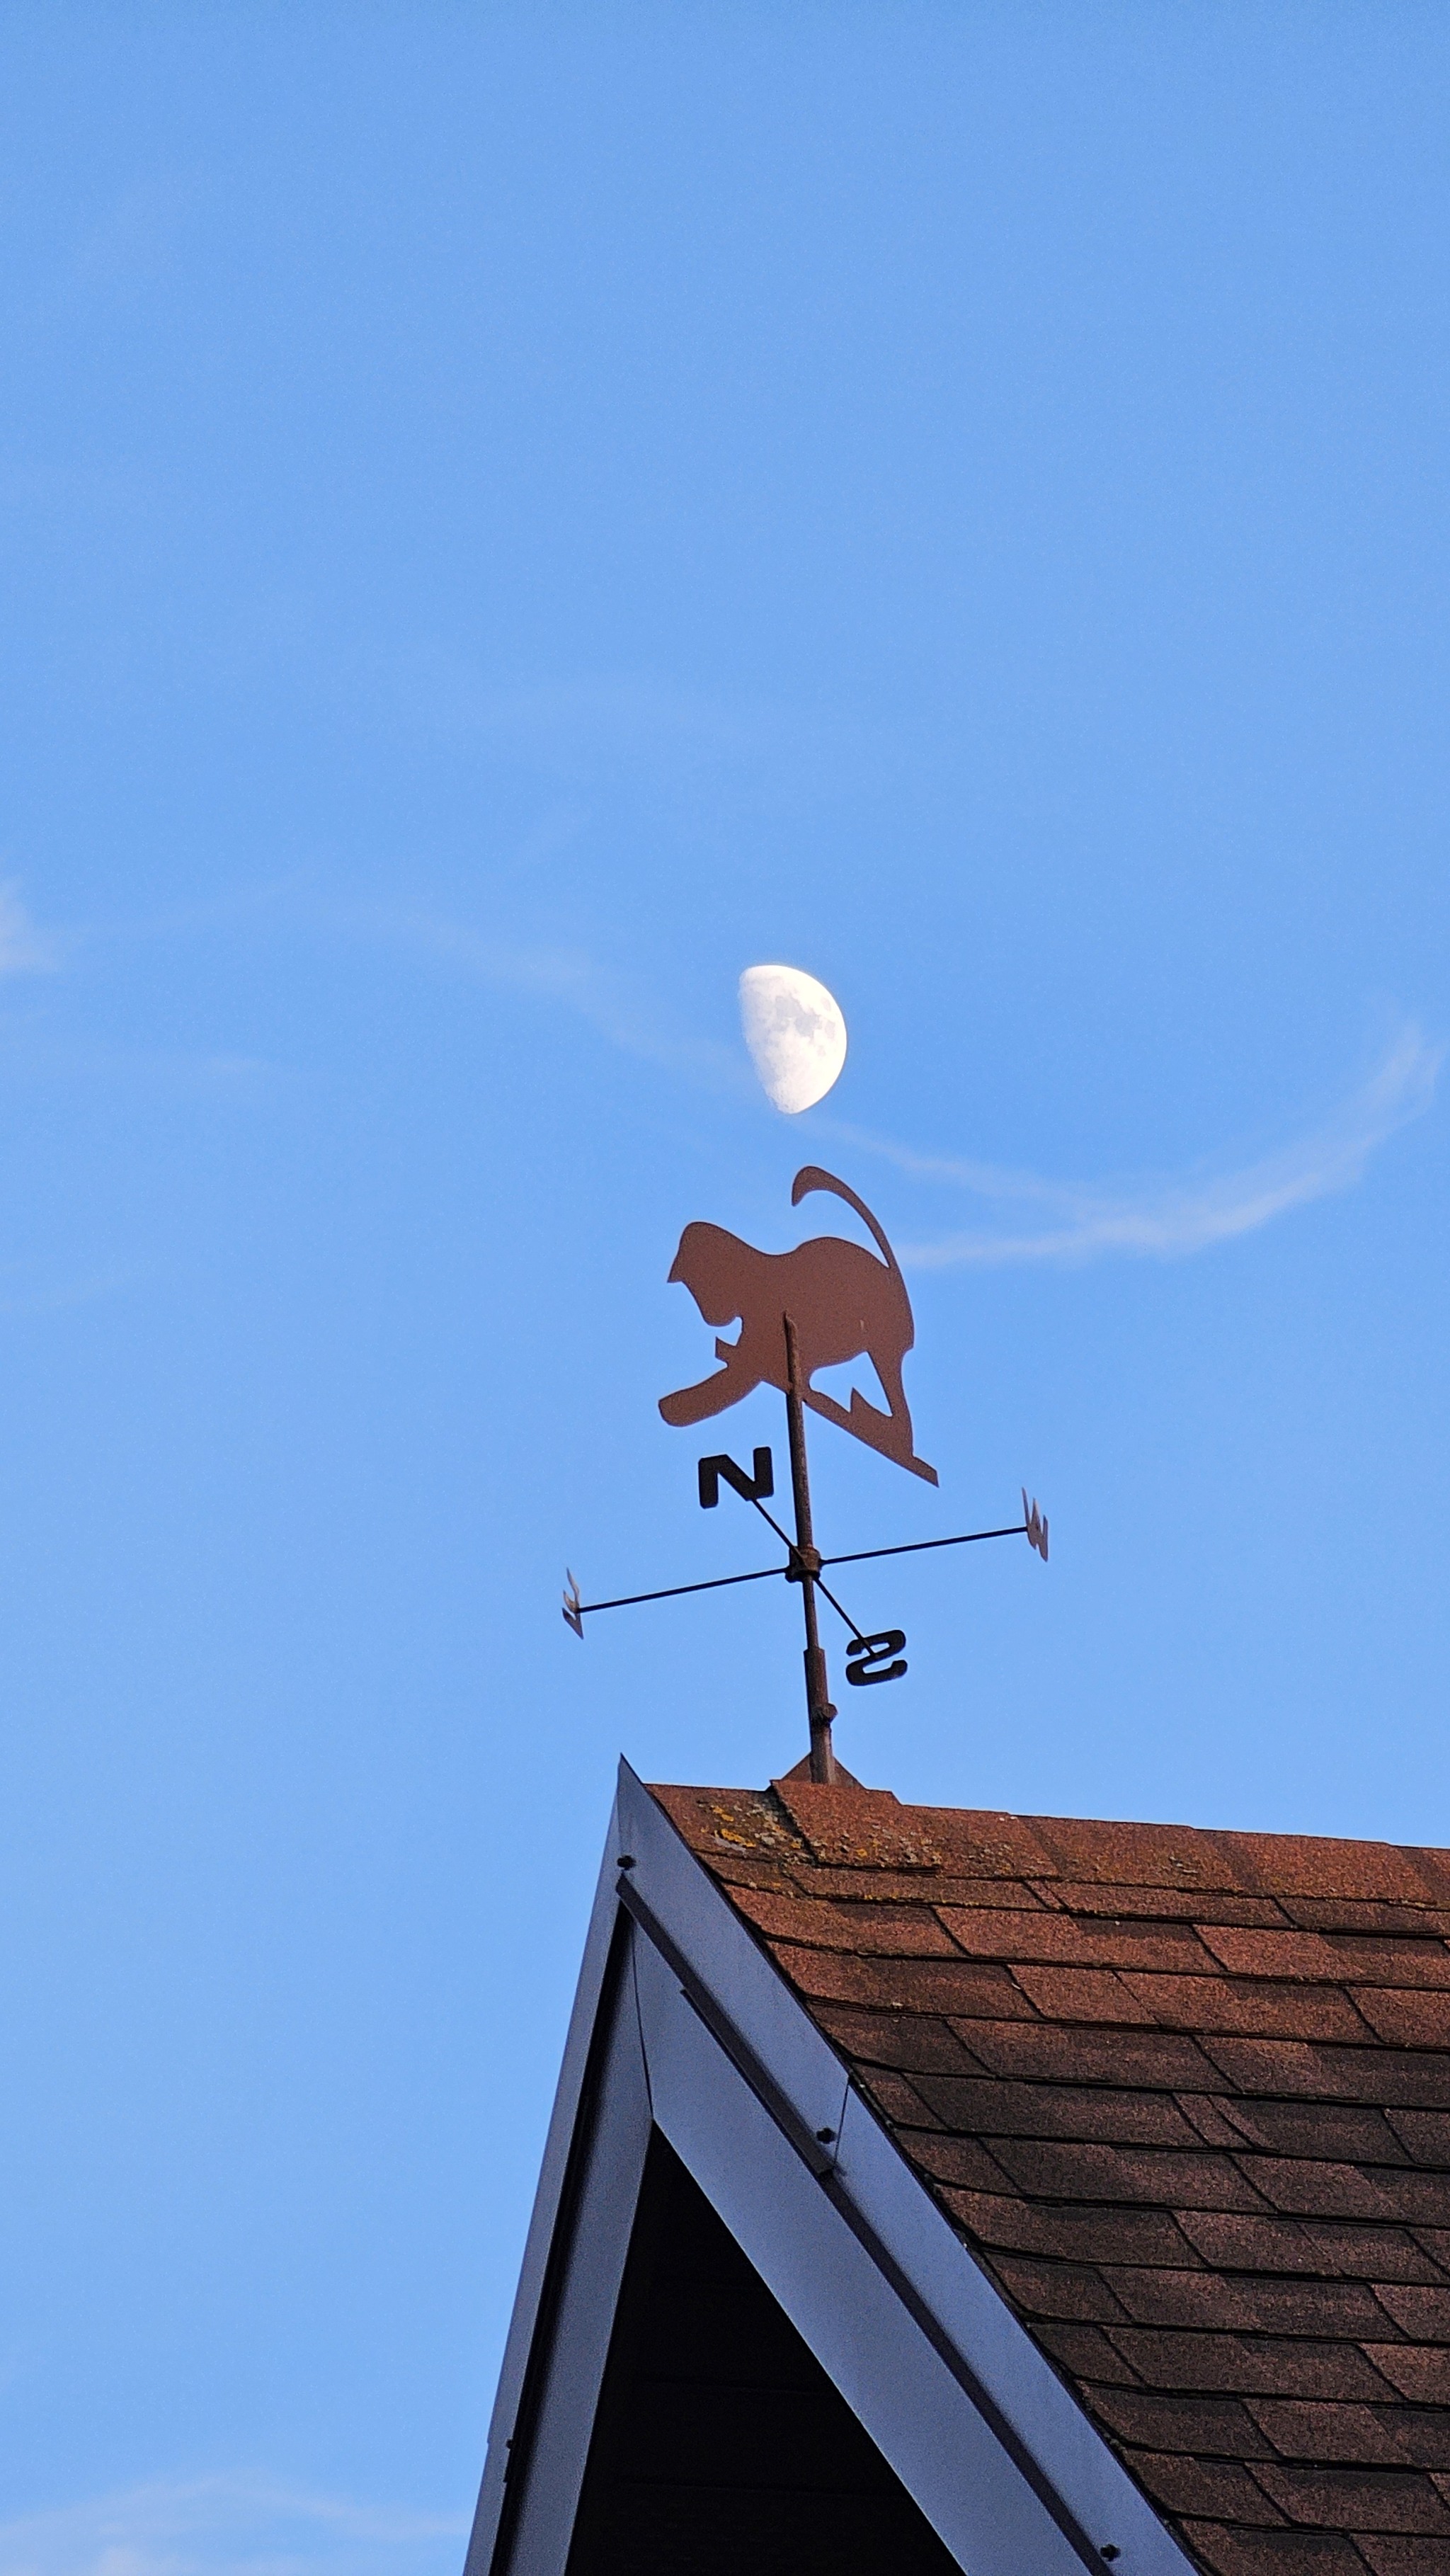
xmin=615 ymin=1872 xmax=838 ymax=2179
xmin=464 ymin=1785 xmax=629 ymax=2576
xmin=617 ymin=1764 xmax=1197 ymax=2576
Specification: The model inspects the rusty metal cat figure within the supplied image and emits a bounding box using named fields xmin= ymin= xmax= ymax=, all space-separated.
xmin=659 ymin=1166 xmax=937 ymax=1486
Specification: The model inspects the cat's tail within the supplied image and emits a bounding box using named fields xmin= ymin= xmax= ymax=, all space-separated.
xmin=791 ymin=1166 xmax=903 ymax=1281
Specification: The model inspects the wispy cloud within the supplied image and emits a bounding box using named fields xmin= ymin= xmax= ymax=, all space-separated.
xmin=0 ymin=1262 xmax=140 ymax=1318
xmin=0 ymin=2473 xmax=466 ymax=2576
xmin=78 ymin=883 xmax=1442 ymax=1270
xmin=377 ymin=658 xmax=877 ymax=803
xmin=320 ymin=911 xmax=1440 ymax=1261
xmin=64 ymin=879 xmax=749 ymax=1095
xmin=392 ymin=662 xmax=797 ymax=768
xmin=837 ymin=1025 xmax=1441 ymax=1269
xmin=0 ymin=885 xmax=59 ymax=976
xmin=331 ymin=900 xmax=752 ymax=1095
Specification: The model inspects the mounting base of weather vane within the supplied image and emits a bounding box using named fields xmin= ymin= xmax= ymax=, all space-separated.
xmin=804 ymin=1641 xmax=838 ymax=1785
xmin=779 ymin=1752 xmax=867 ymax=1790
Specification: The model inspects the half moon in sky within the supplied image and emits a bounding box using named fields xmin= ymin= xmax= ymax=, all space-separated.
xmin=738 ymin=964 xmax=847 ymax=1114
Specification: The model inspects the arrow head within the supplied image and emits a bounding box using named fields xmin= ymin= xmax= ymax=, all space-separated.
xmin=562 ymin=1569 xmax=585 ymax=1637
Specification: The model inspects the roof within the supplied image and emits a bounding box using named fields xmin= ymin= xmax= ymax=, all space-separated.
xmin=649 ymin=1774 xmax=1450 ymax=2576
xmin=469 ymin=1759 xmax=1179 ymax=2576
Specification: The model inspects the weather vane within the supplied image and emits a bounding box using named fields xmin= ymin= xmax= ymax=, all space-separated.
xmin=561 ymin=1163 xmax=1048 ymax=1783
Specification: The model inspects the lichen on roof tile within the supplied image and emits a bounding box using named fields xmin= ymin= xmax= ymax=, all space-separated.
xmin=769 ymin=1777 xmax=944 ymax=1869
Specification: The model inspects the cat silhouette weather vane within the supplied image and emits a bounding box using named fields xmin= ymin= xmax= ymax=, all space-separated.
xmin=562 ymin=1166 xmax=1048 ymax=1784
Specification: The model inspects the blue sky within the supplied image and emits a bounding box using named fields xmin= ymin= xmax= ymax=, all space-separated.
xmin=1 ymin=5 xmax=1447 ymax=2569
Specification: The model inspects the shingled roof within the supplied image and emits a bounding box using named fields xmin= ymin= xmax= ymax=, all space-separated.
xmin=648 ymin=1775 xmax=1450 ymax=2576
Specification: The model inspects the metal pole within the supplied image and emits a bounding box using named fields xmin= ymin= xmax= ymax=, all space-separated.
xmin=782 ymin=1313 xmax=837 ymax=1785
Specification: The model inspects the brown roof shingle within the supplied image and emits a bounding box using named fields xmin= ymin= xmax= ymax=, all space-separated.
xmin=649 ymin=1777 xmax=1450 ymax=2576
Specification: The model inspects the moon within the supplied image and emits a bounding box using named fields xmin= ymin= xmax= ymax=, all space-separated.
xmin=738 ymin=964 xmax=847 ymax=1114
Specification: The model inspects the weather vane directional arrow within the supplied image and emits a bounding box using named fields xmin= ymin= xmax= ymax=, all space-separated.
xmin=562 ymin=1165 xmax=1048 ymax=1783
